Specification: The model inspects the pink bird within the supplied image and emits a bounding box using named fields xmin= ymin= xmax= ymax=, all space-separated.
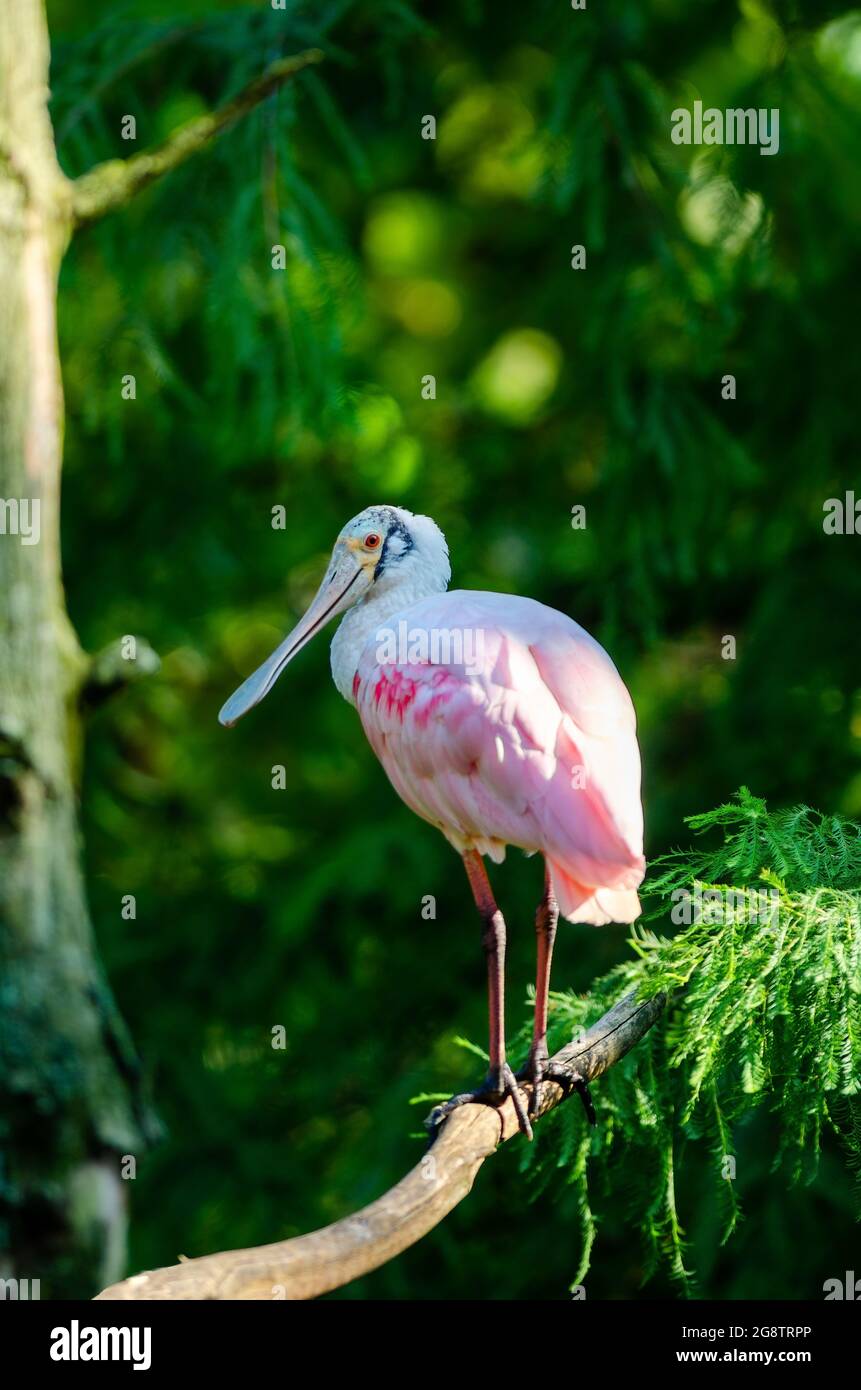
xmin=220 ymin=505 xmax=645 ymax=1136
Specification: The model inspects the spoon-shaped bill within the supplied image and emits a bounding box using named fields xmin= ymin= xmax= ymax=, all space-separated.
xmin=219 ymin=547 xmax=364 ymax=727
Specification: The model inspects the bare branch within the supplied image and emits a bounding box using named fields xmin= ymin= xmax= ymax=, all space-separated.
xmin=94 ymin=988 xmax=666 ymax=1301
xmin=70 ymin=49 xmax=324 ymax=230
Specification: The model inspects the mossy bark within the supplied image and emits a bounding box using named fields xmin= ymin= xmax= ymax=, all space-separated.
xmin=0 ymin=0 xmax=146 ymax=1297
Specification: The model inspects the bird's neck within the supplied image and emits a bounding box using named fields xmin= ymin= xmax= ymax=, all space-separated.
xmin=330 ymin=569 xmax=447 ymax=703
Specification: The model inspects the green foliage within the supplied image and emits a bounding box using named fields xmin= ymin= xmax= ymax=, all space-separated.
xmin=520 ymin=790 xmax=861 ymax=1292
xmin=651 ymin=787 xmax=861 ymax=893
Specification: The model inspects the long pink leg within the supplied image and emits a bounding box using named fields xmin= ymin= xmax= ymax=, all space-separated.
xmin=425 ymin=850 xmax=532 ymax=1138
xmin=532 ymin=866 xmax=559 ymax=1064
xmin=462 ymin=848 xmax=508 ymax=1074
xmin=519 ymin=862 xmax=597 ymax=1125
xmin=519 ymin=865 xmax=559 ymax=1116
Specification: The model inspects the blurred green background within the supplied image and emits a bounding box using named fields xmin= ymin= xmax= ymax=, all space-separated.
xmin=47 ymin=0 xmax=860 ymax=1297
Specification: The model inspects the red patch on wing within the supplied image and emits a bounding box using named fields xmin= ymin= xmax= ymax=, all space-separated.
xmin=372 ymin=667 xmax=417 ymax=721
xmin=352 ymin=671 xmax=361 ymax=698
xmin=414 ymin=691 xmax=448 ymax=729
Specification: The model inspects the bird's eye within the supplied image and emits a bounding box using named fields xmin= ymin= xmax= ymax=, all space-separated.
xmin=364 ymin=532 xmax=382 ymax=549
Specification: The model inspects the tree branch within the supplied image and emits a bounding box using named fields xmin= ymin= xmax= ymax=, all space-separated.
xmin=94 ymin=988 xmax=666 ymax=1301
xmin=69 ymin=48 xmax=324 ymax=229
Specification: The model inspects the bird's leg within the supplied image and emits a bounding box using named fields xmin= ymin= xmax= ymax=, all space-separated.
xmin=426 ymin=850 xmax=533 ymax=1140
xmin=517 ymin=866 xmax=597 ymax=1124
xmin=516 ymin=866 xmax=559 ymax=1117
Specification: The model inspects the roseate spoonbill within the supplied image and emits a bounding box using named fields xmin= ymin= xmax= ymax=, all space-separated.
xmin=219 ymin=506 xmax=645 ymax=1137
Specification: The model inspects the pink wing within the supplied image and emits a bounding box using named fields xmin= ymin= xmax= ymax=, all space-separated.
xmin=352 ymin=591 xmax=645 ymax=924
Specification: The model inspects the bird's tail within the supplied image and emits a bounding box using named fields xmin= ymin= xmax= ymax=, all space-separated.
xmin=546 ymin=859 xmax=642 ymax=926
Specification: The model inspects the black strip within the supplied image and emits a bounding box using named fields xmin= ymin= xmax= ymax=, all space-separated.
xmin=375 ymin=516 xmax=414 ymax=581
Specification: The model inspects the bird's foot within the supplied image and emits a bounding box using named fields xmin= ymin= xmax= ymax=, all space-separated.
xmin=424 ymin=1061 xmax=533 ymax=1141
xmin=516 ymin=1043 xmax=572 ymax=1118
xmin=517 ymin=1045 xmax=597 ymax=1126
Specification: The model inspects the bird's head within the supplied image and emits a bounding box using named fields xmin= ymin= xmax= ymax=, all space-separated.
xmin=218 ymin=504 xmax=449 ymax=727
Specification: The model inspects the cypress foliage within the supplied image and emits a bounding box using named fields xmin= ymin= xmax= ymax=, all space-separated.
xmin=519 ymin=790 xmax=861 ymax=1290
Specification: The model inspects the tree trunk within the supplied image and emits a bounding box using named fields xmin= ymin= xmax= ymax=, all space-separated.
xmin=0 ymin=0 xmax=146 ymax=1297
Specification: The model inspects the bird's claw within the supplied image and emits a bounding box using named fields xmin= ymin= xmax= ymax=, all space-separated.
xmin=516 ymin=1048 xmax=597 ymax=1126
xmin=517 ymin=1045 xmax=553 ymax=1118
xmin=424 ymin=1061 xmax=534 ymax=1141
xmin=575 ymin=1075 xmax=597 ymax=1125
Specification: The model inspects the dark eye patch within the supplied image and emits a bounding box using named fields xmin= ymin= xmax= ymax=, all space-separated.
xmin=375 ymin=517 xmax=414 ymax=580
